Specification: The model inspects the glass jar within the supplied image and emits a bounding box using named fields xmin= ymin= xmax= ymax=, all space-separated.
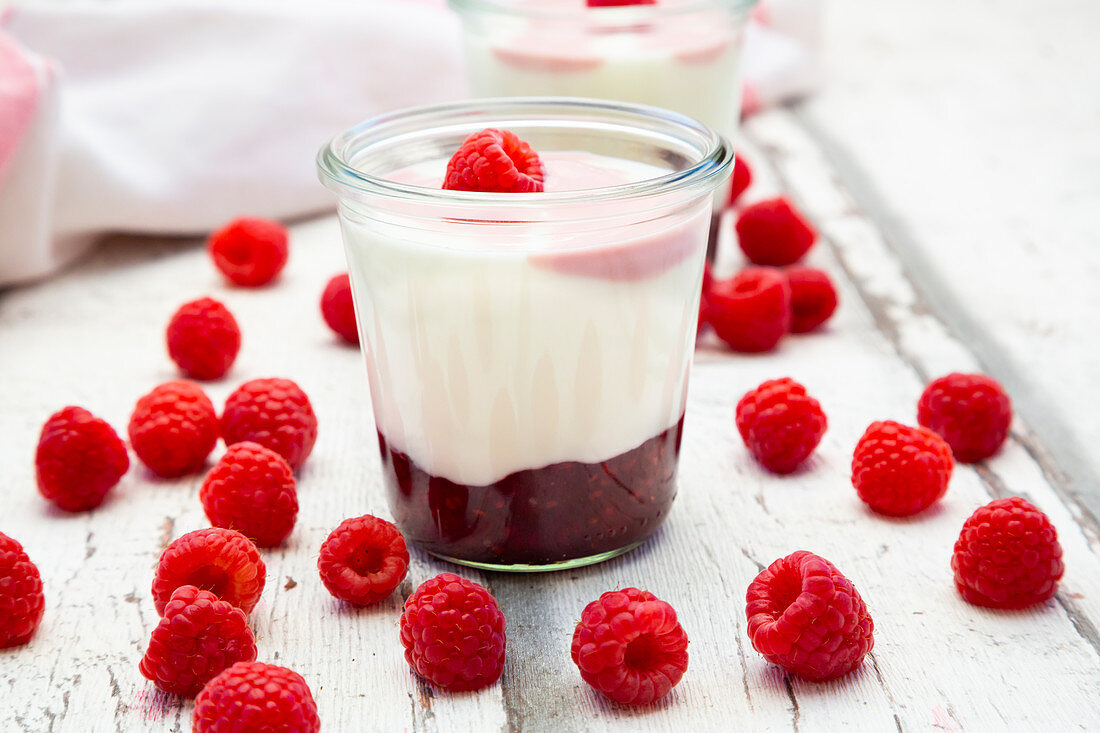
xmin=317 ymin=97 xmax=731 ymax=571
xmin=449 ymin=0 xmax=757 ymax=144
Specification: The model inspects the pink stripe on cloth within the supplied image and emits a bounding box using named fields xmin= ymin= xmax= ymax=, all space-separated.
xmin=751 ymin=1 xmax=771 ymax=26
xmin=742 ymin=82 xmax=762 ymax=117
xmin=0 ymin=26 xmax=39 ymax=181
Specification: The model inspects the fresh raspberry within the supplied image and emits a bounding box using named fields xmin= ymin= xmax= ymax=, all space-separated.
xmin=35 ymin=406 xmax=129 ymax=512
xmin=735 ymin=197 xmax=817 ymax=266
xmin=320 ymin=273 xmax=358 ymax=345
xmin=736 ymin=378 xmax=827 ymax=474
xmin=208 ymin=217 xmax=289 ymax=287
xmin=952 ymin=497 xmax=1064 ymax=609
xmin=786 ymin=266 xmax=838 ymax=333
xmin=570 ymin=588 xmax=689 ymax=706
xmin=851 ymin=420 xmax=954 ymax=517
xmin=200 ymin=443 xmax=298 ymax=548
xmin=443 ymin=128 xmax=545 ymax=193
xmin=728 ymin=152 xmax=753 ymax=207
xmin=704 ymin=267 xmax=791 ymax=352
xmin=587 ymin=0 xmax=656 ymax=6
xmin=139 ymin=585 xmax=257 ymax=697
xmin=318 ymin=515 xmax=409 ymax=606
xmin=152 ymin=528 xmax=266 ymax=616
xmin=194 ymin=662 xmax=320 ymax=733
xmin=220 ymin=378 xmax=318 ymax=471
xmin=746 ymin=551 xmax=874 ymax=681
xmin=166 ymin=297 xmax=241 ymax=381
xmin=128 ymin=381 xmax=218 ymax=478
xmin=918 ymin=373 xmax=1012 ymax=463
xmin=0 ymin=532 xmax=45 ymax=648
xmin=399 ymin=573 xmax=506 ymax=691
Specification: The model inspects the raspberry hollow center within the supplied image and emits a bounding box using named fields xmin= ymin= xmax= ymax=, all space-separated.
xmin=348 ymin=545 xmax=386 ymax=576
xmin=188 ymin=565 xmax=231 ymax=599
xmin=624 ymin=634 xmax=662 ymax=670
xmin=769 ymin=568 xmax=803 ymax=616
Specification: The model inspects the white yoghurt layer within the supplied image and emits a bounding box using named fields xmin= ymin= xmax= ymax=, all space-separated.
xmin=341 ymin=151 xmax=709 ymax=486
xmin=460 ymin=0 xmax=743 ymax=142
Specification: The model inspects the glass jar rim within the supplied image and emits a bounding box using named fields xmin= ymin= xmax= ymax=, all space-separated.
xmin=448 ymin=0 xmax=758 ymax=20
xmin=316 ymin=97 xmax=733 ymax=207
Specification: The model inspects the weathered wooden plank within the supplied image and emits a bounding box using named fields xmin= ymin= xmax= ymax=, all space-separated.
xmin=799 ymin=0 xmax=1100 ymax=526
xmin=744 ymin=108 xmax=1100 ymax=729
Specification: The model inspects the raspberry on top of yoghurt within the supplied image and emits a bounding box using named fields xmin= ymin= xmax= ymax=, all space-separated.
xmin=443 ymin=128 xmax=545 ymax=193
xmin=391 ymin=146 xmax=704 ymax=282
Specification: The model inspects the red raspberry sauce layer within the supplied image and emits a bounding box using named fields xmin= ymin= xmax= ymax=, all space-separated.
xmin=378 ymin=418 xmax=684 ymax=566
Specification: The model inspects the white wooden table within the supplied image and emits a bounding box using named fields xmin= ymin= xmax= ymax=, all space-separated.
xmin=4 ymin=1 xmax=1100 ymax=729
xmin=2 ymin=106 xmax=1099 ymax=731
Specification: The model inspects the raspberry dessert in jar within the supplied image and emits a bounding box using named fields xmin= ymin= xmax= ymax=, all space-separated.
xmin=451 ymin=0 xmax=754 ymax=144
xmin=318 ymin=98 xmax=732 ymax=570
xmin=450 ymin=0 xmax=754 ymax=220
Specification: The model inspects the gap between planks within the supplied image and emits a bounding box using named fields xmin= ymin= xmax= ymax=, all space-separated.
xmin=762 ymin=105 xmax=1100 ymax=662
xmin=742 ymin=105 xmax=1100 ymax=727
xmin=787 ymin=103 xmax=1100 ymax=542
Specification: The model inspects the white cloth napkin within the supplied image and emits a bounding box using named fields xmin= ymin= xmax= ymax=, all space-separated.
xmin=0 ymin=0 xmax=821 ymax=286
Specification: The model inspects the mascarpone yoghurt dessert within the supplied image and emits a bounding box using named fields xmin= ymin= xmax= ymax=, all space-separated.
xmin=451 ymin=0 xmax=756 ymax=144
xmin=318 ymin=99 xmax=733 ymax=570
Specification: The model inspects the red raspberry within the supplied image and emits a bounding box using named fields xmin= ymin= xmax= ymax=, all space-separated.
xmin=952 ymin=497 xmax=1064 ymax=609
xmin=786 ymin=266 xmax=838 ymax=333
xmin=320 ymin=273 xmax=358 ymax=345
xmin=194 ymin=662 xmax=320 ymax=733
xmin=443 ymin=128 xmax=545 ymax=193
xmin=704 ymin=267 xmax=791 ymax=352
xmin=166 ymin=297 xmax=241 ymax=381
xmin=851 ymin=420 xmax=954 ymax=517
xmin=152 ymin=528 xmax=266 ymax=616
xmin=128 ymin=381 xmax=218 ymax=478
xmin=399 ymin=573 xmax=506 ymax=691
xmin=208 ymin=217 xmax=289 ymax=287
xmin=200 ymin=443 xmax=298 ymax=548
xmin=0 ymin=532 xmax=45 ymax=648
xmin=746 ymin=551 xmax=874 ymax=681
xmin=220 ymin=378 xmax=318 ymax=471
xmin=918 ymin=373 xmax=1012 ymax=463
xmin=736 ymin=378 xmax=827 ymax=474
xmin=570 ymin=588 xmax=689 ymax=706
xmin=728 ymin=152 xmax=753 ymax=207
xmin=318 ymin=515 xmax=409 ymax=606
xmin=735 ymin=197 xmax=817 ymax=266
xmin=35 ymin=406 xmax=129 ymax=512
xmin=139 ymin=585 xmax=257 ymax=697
